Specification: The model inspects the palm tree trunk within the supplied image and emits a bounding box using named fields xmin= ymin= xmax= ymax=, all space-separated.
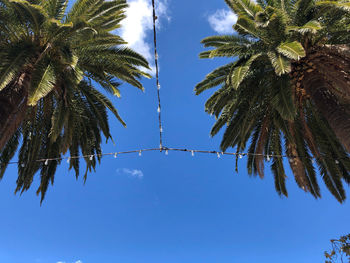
xmin=302 ymin=45 xmax=350 ymax=152
xmin=0 ymin=73 xmax=30 ymax=150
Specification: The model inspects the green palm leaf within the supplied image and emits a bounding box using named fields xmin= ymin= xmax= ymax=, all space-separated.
xmin=287 ymin=20 xmax=323 ymax=34
xmin=230 ymin=54 xmax=261 ymax=89
xmin=28 ymin=63 xmax=56 ymax=106
xmin=277 ymin=41 xmax=306 ymax=60
xmin=267 ymin=51 xmax=291 ymax=75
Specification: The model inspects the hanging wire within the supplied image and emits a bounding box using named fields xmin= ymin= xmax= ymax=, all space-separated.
xmin=7 ymin=146 xmax=343 ymax=165
xmin=152 ymin=0 xmax=163 ymax=150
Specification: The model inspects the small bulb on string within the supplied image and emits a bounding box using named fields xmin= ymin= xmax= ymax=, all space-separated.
xmin=191 ymin=150 xmax=194 ymax=156
xmin=114 ymin=153 xmax=118 ymax=158
xmin=160 ymin=126 xmax=163 ymax=133
xmin=155 ymin=53 xmax=158 ymax=59
xmin=266 ymin=155 xmax=270 ymax=161
xmin=335 ymin=159 xmax=339 ymax=164
xmin=312 ymin=159 xmax=315 ymax=164
xmin=157 ymin=84 xmax=161 ymax=90
xmin=67 ymin=157 xmax=70 ymax=164
xmin=21 ymin=163 xmax=25 ymax=168
xmin=239 ymin=154 xmax=243 ymax=159
xmin=89 ymin=155 xmax=93 ymax=161
xmin=157 ymin=106 xmax=161 ymax=113
xmin=45 ymin=159 xmax=49 ymax=165
xmin=139 ymin=150 xmax=142 ymax=156
xmin=217 ymin=152 xmax=221 ymax=158
xmin=165 ymin=150 xmax=168 ymax=155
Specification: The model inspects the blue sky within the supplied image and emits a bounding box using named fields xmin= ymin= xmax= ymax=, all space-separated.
xmin=0 ymin=0 xmax=349 ymax=262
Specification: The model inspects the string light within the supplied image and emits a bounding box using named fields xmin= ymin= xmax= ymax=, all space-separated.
xmin=7 ymin=147 xmax=348 ymax=166
xmin=217 ymin=152 xmax=221 ymax=158
xmin=45 ymin=159 xmax=49 ymax=165
xmin=266 ymin=155 xmax=270 ymax=161
xmin=152 ymin=0 xmax=163 ymax=149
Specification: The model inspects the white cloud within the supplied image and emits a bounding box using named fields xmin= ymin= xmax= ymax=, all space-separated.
xmin=117 ymin=168 xmax=144 ymax=179
xmin=208 ymin=9 xmax=237 ymax=34
xmin=120 ymin=0 xmax=169 ymax=74
xmin=56 ymin=260 xmax=82 ymax=263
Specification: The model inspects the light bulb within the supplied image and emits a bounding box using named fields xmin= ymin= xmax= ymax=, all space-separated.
xmin=45 ymin=159 xmax=49 ymax=165
xmin=239 ymin=154 xmax=243 ymax=159
xmin=157 ymin=106 xmax=161 ymax=113
xmin=114 ymin=153 xmax=118 ymax=158
xmin=191 ymin=150 xmax=194 ymax=156
xmin=165 ymin=150 xmax=168 ymax=155
xmin=67 ymin=158 xmax=70 ymax=164
xmin=139 ymin=150 xmax=142 ymax=156
xmin=21 ymin=163 xmax=25 ymax=168
xmin=217 ymin=152 xmax=221 ymax=158
xmin=335 ymin=160 xmax=339 ymax=164
xmin=157 ymin=84 xmax=161 ymax=90
xmin=266 ymin=155 xmax=270 ymax=161
xmin=89 ymin=155 xmax=93 ymax=161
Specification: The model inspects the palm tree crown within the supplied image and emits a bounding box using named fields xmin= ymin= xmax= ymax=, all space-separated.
xmin=196 ymin=0 xmax=350 ymax=202
xmin=0 ymin=0 xmax=150 ymax=201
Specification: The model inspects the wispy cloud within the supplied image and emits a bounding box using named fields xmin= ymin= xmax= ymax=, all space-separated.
xmin=117 ymin=168 xmax=144 ymax=179
xmin=208 ymin=9 xmax=237 ymax=34
xmin=56 ymin=260 xmax=82 ymax=263
xmin=120 ymin=0 xmax=169 ymax=74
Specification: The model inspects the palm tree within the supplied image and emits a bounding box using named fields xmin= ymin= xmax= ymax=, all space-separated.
xmin=196 ymin=0 xmax=350 ymax=202
xmin=0 ymin=0 xmax=150 ymax=201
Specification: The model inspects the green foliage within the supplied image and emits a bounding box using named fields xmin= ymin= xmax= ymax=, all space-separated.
xmin=196 ymin=0 xmax=350 ymax=201
xmin=0 ymin=0 xmax=150 ymax=202
xmin=325 ymin=234 xmax=350 ymax=263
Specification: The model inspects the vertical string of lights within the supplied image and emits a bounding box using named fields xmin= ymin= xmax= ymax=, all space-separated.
xmin=152 ymin=0 xmax=163 ymax=151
